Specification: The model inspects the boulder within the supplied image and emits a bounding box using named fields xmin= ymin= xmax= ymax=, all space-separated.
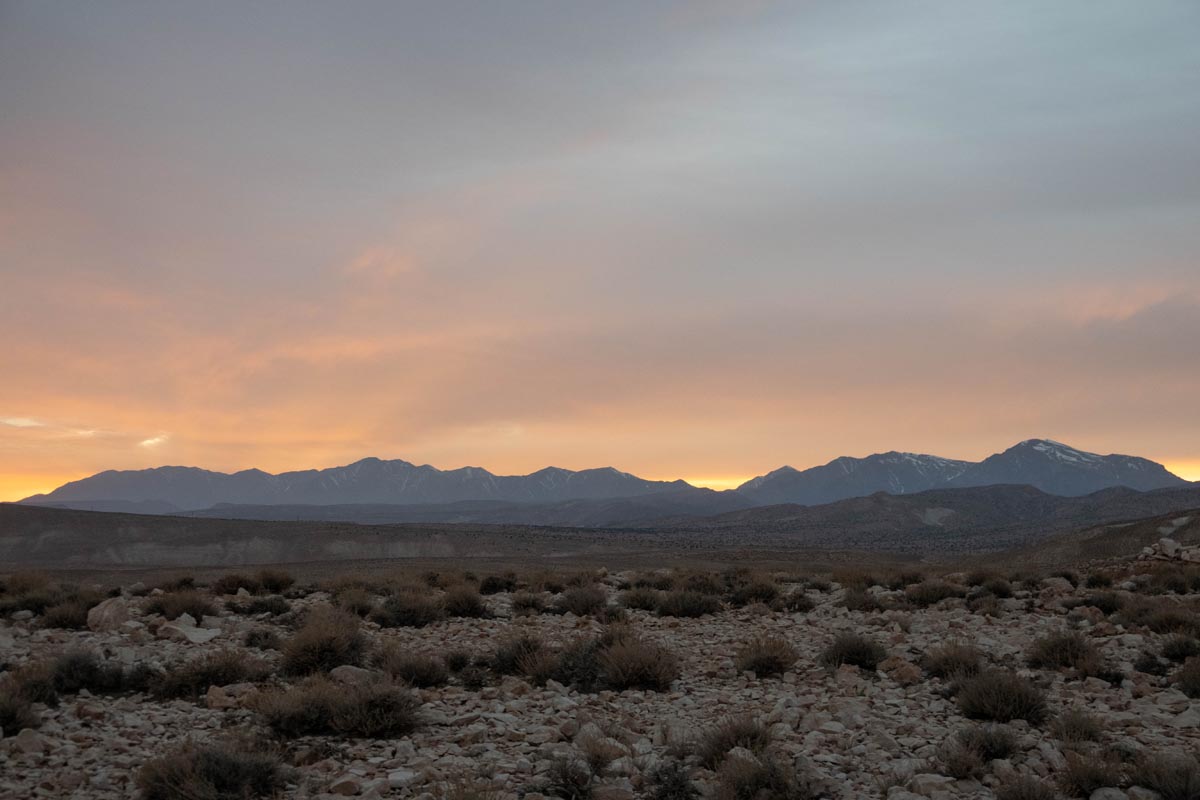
xmin=87 ymin=597 xmax=131 ymax=632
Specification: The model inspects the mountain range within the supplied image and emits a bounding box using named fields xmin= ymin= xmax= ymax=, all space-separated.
xmin=20 ymin=439 xmax=1191 ymax=525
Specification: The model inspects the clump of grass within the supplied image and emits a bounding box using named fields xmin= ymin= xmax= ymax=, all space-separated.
xmin=255 ymin=569 xmax=294 ymax=594
xmin=773 ymin=590 xmax=814 ymax=613
xmin=442 ymin=586 xmax=488 ymax=618
xmin=491 ymin=634 xmax=546 ymax=676
xmin=255 ymin=677 xmax=421 ymax=738
xmin=696 ymin=717 xmax=772 ymax=768
xmin=598 ymin=636 xmax=680 ymax=691
xmin=333 ymin=586 xmax=375 ymax=617
xmin=833 ymin=569 xmax=878 ymax=589
xmin=957 ymin=724 xmax=1018 ymax=761
xmin=995 ymin=777 xmax=1058 ymax=800
xmin=840 ymin=588 xmax=881 ymax=612
xmin=1085 ymin=572 xmax=1114 ymax=589
xmin=728 ymin=580 xmax=779 ymax=608
xmin=227 ymin=595 xmax=290 ymax=616
xmin=1080 ymin=591 xmax=1124 ymax=615
xmin=243 ymin=629 xmax=282 ymax=650
xmin=153 ymin=650 xmax=270 ymax=700
xmin=905 ymin=580 xmax=966 ymax=608
xmin=646 ymin=760 xmax=699 ymax=800
xmin=211 ymin=573 xmax=262 ymax=595
xmin=1059 ymin=750 xmax=1124 ymax=797
xmin=445 ymin=650 xmax=472 ymax=672
xmin=50 ymin=649 xmax=131 ymax=695
xmin=714 ymin=754 xmax=823 ymax=800
xmin=40 ymin=594 xmax=102 ymax=629
xmin=0 ymin=686 xmax=40 ymax=732
xmin=375 ymin=647 xmax=448 ymax=688
xmin=956 ymin=670 xmax=1048 ymax=725
xmin=1027 ymin=631 xmax=1100 ymax=671
xmin=1129 ymin=750 xmax=1200 ymax=800
xmin=540 ymin=756 xmax=594 ymax=800
xmin=734 ymin=636 xmax=798 ymax=678
xmin=678 ymin=572 xmax=724 ymax=595
xmin=280 ymin=608 xmax=367 ymax=676
xmin=922 ymin=642 xmax=983 ymax=679
xmin=145 ymin=590 xmax=217 ymax=621
xmin=1051 ymin=709 xmax=1102 ymax=743
xmin=820 ymin=633 xmax=886 ymax=671
xmin=370 ymin=592 xmax=444 ymax=628
xmin=655 ymin=591 xmax=721 ymax=618
xmin=1173 ymin=657 xmax=1200 ymax=698
xmin=1162 ymin=636 xmax=1200 ymax=663
xmin=620 ymin=587 xmax=661 ymax=611
xmin=511 ymin=591 xmax=548 ymax=615
xmin=137 ymin=741 xmax=287 ymax=800
xmin=556 ymin=585 xmax=608 ymax=617
xmin=479 ymin=574 xmax=516 ymax=595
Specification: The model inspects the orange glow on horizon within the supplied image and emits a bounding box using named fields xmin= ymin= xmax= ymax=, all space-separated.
xmin=1165 ymin=461 xmax=1200 ymax=483
xmin=678 ymin=476 xmax=753 ymax=491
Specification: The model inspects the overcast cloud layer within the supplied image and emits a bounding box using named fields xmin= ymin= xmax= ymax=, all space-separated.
xmin=2 ymin=0 xmax=1199 ymax=498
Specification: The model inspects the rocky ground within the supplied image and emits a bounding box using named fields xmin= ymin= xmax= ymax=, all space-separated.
xmin=2 ymin=552 xmax=1200 ymax=800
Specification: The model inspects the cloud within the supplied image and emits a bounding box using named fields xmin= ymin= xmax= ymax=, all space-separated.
xmin=1 ymin=417 xmax=45 ymax=428
xmin=139 ymin=434 xmax=169 ymax=449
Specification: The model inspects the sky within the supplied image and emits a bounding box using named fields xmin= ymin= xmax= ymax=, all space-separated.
xmin=2 ymin=0 xmax=1199 ymax=501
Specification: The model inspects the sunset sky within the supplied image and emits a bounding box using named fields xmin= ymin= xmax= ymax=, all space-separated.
xmin=2 ymin=1 xmax=1199 ymax=502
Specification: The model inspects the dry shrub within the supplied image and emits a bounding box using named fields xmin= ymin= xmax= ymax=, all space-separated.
xmin=1173 ymin=657 xmax=1200 ymax=698
xmin=735 ymin=636 xmax=798 ymax=678
xmin=556 ymin=585 xmax=608 ymax=617
xmin=820 ymin=633 xmax=886 ymax=671
xmin=1051 ymin=709 xmax=1102 ymax=743
xmin=1119 ymin=598 xmax=1200 ymax=636
xmin=0 ymin=686 xmax=40 ymax=732
xmin=714 ymin=754 xmax=822 ymax=800
xmin=677 ymin=572 xmax=724 ymax=595
xmin=697 ymin=717 xmax=772 ymax=768
xmin=243 ymin=629 xmax=281 ymax=650
xmin=599 ymin=637 xmax=680 ymax=691
xmin=1130 ymin=750 xmax=1200 ymax=800
xmin=620 ymin=587 xmax=661 ymax=611
xmin=40 ymin=595 xmax=101 ymax=629
xmin=956 ymin=670 xmax=1047 ymax=725
xmin=442 ymin=586 xmax=488 ymax=618
xmin=153 ymin=650 xmax=269 ymax=700
xmin=958 ymin=724 xmax=1017 ymax=761
xmin=1027 ymin=631 xmax=1099 ymax=671
xmin=655 ymin=591 xmax=721 ymax=618
xmin=1080 ymin=591 xmax=1124 ymax=615
xmin=333 ymin=586 xmax=375 ymax=617
xmin=137 ymin=741 xmax=286 ymax=800
xmin=1059 ymin=750 xmax=1124 ymax=797
xmin=728 ymin=580 xmax=779 ymax=608
xmin=773 ymin=591 xmax=814 ymax=613
xmin=371 ymin=591 xmax=444 ymax=628
xmin=280 ymin=608 xmax=366 ymax=676
xmin=445 ymin=649 xmax=472 ymax=672
xmin=1163 ymin=635 xmax=1200 ymax=663
xmin=145 ymin=590 xmax=217 ymax=621
xmin=576 ymin=732 xmax=625 ymax=776
xmin=255 ymin=676 xmax=421 ymax=738
xmin=255 ymin=569 xmax=294 ymax=594
xmin=50 ymin=649 xmax=131 ymax=695
xmin=227 ymin=595 xmax=290 ymax=616
xmin=634 ymin=572 xmax=675 ymax=591
xmin=995 ymin=777 xmax=1058 ymax=800
xmin=840 ymin=589 xmax=881 ymax=613
xmin=540 ymin=756 xmax=593 ymax=799
xmin=211 ymin=573 xmax=262 ymax=595
xmin=511 ymin=591 xmax=548 ymax=615
xmin=375 ymin=647 xmax=448 ymax=688
xmin=491 ymin=634 xmax=546 ymax=676
xmin=517 ymin=648 xmax=561 ymax=686
xmin=833 ymin=569 xmax=878 ymax=589
xmin=922 ymin=642 xmax=982 ymax=679
xmin=938 ymin=742 xmax=984 ymax=779
xmin=646 ymin=759 xmax=699 ymax=800
xmin=980 ymin=578 xmax=1013 ymax=598
xmin=905 ymin=580 xmax=966 ymax=608
xmin=479 ymin=574 xmax=516 ymax=595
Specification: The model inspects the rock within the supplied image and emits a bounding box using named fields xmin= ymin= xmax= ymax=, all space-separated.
xmin=910 ymin=774 xmax=955 ymax=796
xmin=157 ymin=619 xmax=221 ymax=644
xmin=1041 ymin=577 xmax=1074 ymax=593
xmin=87 ymin=597 xmax=131 ymax=631
xmin=206 ymin=686 xmax=237 ymax=710
xmin=330 ymin=775 xmax=362 ymax=795
xmin=1089 ymin=790 xmax=1128 ymax=800
xmin=880 ymin=656 xmax=922 ymax=686
xmin=11 ymin=728 xmax=46 ymax=754
xmin=387 ymin=769 xmax=419 ymax=789
xmin=330 ymin=665 xmax=376 ymax=685
xmin=11 ymin=610 xmax=33 ymax=621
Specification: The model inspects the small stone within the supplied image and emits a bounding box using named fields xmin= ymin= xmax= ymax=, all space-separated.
xmin=87 ymin=597 xmax=131 ymax=631
xmin=330 ymin=775 xmax=362 ymax=795
xmin=330 ymin=665 xmax=376 ymax=685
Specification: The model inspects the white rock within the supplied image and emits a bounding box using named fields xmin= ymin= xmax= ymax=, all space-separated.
xmin=87 ymin=597 xmax=130 ymax=632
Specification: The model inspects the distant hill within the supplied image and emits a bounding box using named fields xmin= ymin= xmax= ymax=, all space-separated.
xmin=737 ymin=439 xmax=1186 ymax=505
xmin=22 ymin=458 xmax=691 ymax=511
xmin=21 ymin=439 xmax=1188 ymax=523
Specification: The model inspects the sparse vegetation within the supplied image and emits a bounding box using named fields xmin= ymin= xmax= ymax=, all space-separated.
xmin=1027 ymin=631 xmax=1100 ymax=671
xmin=376 ymin=648 xmax=449 ymax=688
xmin=735 ymin=636 xmax=798 ymax=677
xmin=906 ymin=580 xmax=966 ymax=607
xmin=280 ymin=608 xmax=367 ymax=675
xmin=443 ymin=585 xmax=489 ymax=618
xmin=656 ymin=590 xmax=722 ymax=618
xmin=995 ymin=777 xmax=1059 ymax=800
xmin=1173 ymin=657 xmax=1200 ymax=698
xmin=1051 ymin=709 xmax=1102 ymax=743
xmin=956 ymin=670 xmax=1048 ymax=724
xmin=555 ymin=585 xmax=608 ymax=617
xmin=255 ymin=677 xmax=422 ymax=738
xmin=697 ymin=717 xmax=773 ymax=768
xmin=1059 ymin=750 xmax=1124 ymax=797
xmin=922 ymin=641 xmax=983 ymax=679
xmin=371 ymin=592 xmax=444 ymax=628
xmin=820 ymin=633 xmax=886 ymax=670
xmin=145 ymin=590 xmax=217 ymax=621
xmin=137 ymin=741 xmax=287 ymax=800
xmin=1130 ymin=750 xmax=1200 ymax=800
xmin=153 ymin=650 xmax=269 ymax=700
xmin=714 ymin=753 xmax=822 ymax=800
